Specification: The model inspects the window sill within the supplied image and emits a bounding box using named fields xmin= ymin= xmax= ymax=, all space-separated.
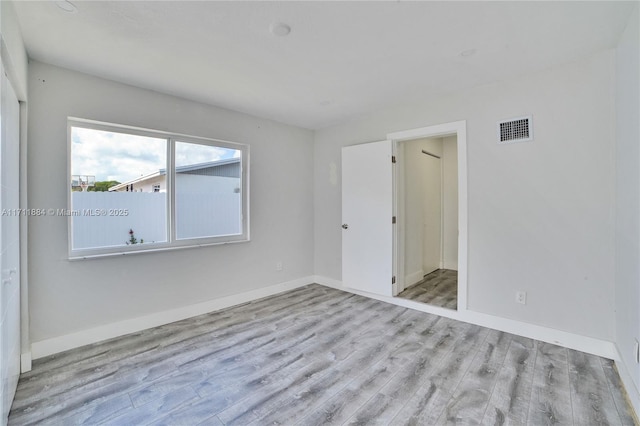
xmin=68 ymin=238 xmax=250 ymax=260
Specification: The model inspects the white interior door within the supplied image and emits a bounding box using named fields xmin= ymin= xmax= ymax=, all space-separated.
xmin=1 ymin=59 xmax=21 ymax=424
xmin=342 ymin=140 xmax=394 ymax=297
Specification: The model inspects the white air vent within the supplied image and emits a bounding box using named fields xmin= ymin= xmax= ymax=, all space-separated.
xmin=497 ymin=116 xmax=533 ymax=144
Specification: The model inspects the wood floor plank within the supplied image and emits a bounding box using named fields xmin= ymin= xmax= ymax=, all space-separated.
xmin=59 ymin=393 xmax=133 ymax=426
xmin=391 ymin=326 xmax=494 ymax=425
xmin=376 ymin=323 xmax=491 ymax=425
xmin=149 ymin=389 xmax=245 ymax=426
xmin=193 ymin=350 xmax=307 ymax=398
xmin=82 ymin=288 xmax=356 ymax=408
xmin=10 ymin=359 xmax=179 ymax=425
xmin=215 ymin=357 xmax=335 ymax=425
xmin=601 ymin=358 xmax=639 ymax=426
xmin=343 ymin=319 xmax=477 ymax=424
xmin=8 ymin=284 xmax=637 ymax=425
xmin=23 ymin=285 xmax=329 ymax=377
xmin=481 ymin=335 xmax=538 ymax=425
xmin=568 ymin=349 xmax=623 ymax=425
xmin=169 ymin=293 xmax=376 ymax=370
xmin=252 ymin=313 xmax=442 ymax=425
xmin=184 ymin=298 xmax=396 ymax=401
xmin=196 ymin=415 xmax=224 ymax=426
xmin=527 ymin=342 xmax=573 ymax=426
xmin=101 ymin=386 xmax=200 ymax=426
xmin=129 ymin=369 xmax=207 ymax=408
xmin=121 ymin=292 xmax=372 ymax=412
xmin=14 ymin=285 xmax=337 ymax=403
xmin=219 ymin=308 xmax=426 ymax=424
xmin=12 ymin=286 xmax=342 ymax=422
xmin=296 ymin=354 xmax=408 ymax=425
xmin=436 ymin=330 xmax=513 ymax=424
xmin=398 ymin=269 xmax=458 ymax=310
xmin=223 ymin=308 xmax=425 ymax=425
xmin=151 ymin=352 xmax=314 ymax=425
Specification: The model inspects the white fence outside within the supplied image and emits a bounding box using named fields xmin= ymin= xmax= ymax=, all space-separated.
xmin=176 ymin=174 xmax=241 ymax=239
xmin=72 ymin=175 xmax=241 ymax=250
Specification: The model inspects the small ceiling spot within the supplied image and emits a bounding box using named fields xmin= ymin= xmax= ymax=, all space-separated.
xmin=460 ymin=48 xmax=476 ymax=57
xmin=54 ymin=0 xmax=78 ymax=13
xmin=319 ymin=100 xmax=333 ymax=106
xmin=270 ymin=22 xmax=291 ymax=37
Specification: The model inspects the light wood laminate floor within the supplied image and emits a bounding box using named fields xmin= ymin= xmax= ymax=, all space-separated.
xmin=9 ymin=284 xmax=637 ymax=425
xmin=398 ymin=269 xmax=458 ymax=310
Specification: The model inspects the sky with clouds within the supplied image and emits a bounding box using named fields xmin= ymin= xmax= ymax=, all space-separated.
xmin=71 ymin=127 xmax=239 ymax=184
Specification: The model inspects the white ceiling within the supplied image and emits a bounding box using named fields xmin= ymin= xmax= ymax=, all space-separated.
xmin=13 ymin=1 xmax=636 ymax=130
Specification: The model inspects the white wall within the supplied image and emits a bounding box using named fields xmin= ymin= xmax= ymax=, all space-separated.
xmin=614 ymin=3 xmax=640 ymax=411
xmin=27 ymin=61 xmax=314 ymax=344
xmin=0 ymin=0 xmax=28 ymax=100
xmin=314 ymin=50 xmax=616 ymax=341
xmin=442 ymin=136 xmax=458 ymax=270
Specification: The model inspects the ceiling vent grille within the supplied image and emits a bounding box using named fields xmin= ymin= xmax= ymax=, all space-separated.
xmin=497 ymin=116 xmax=533 ymax=144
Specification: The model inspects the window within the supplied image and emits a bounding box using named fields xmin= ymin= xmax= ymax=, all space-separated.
xmin=68 ymin=118 xmax=249 ymax=258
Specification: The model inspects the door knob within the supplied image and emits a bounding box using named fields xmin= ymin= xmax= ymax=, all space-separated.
xmin=342 ymin=224 xmax=349 ymax=229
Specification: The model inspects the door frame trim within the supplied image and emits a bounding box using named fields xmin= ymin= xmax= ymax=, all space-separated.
xmin=387 ymin=120 xmax=468 ymax=311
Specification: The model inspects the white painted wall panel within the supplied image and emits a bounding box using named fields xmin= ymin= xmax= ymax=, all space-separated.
xmin=614 ymin=3 xmax=640 ymax=397
xmin=314 ymin=50 xmax=616 ymax=341
xmin=27 ymin=61 xmax=314 ymax=344
xmin=0 ymin=1 xmax=28 ymax=100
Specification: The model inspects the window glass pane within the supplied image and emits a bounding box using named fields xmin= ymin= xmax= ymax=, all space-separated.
xmin=70 ymin=126 xmax=167 ymax=250
xmin=175 ymin=141 xmax=242 ymax=240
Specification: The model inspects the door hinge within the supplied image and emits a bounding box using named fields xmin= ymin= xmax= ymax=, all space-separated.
xmin=392 ymin=216 xmax=396 ymax=224
xmin=392 ymin=156 xmax=396 ymax=164
xmin=392 ymin=276 xmax=396 ymax=284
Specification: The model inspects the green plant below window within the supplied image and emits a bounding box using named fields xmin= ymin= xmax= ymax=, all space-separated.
xmin=126 ymin=229 xmax=144 ymax=245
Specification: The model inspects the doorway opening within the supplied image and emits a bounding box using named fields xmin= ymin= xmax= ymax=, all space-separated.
xmin=388 ymin=121 xmax=467 ymax=312
xmin=395 ymin=135 xmax=458 ymax=309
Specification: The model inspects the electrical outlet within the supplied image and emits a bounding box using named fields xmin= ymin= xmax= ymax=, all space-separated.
xmin=276 ymin=261 xmax=283 ymax=271
xmin=516 ymin=291 xmax=527 ymax=305
xmin=634 ymin=339 xmax=639 ymax=364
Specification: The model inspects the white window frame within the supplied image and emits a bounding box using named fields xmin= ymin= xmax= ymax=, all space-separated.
xmin=67 ymin=118 xmax=250 ymax=259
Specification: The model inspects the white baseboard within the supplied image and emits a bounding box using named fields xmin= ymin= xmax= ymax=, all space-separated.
xmin=614 ymin=345 xmax=640 ymax=421
xmin=405 ymin=270 xmax=424 ymax=288
xmin=314 ymin=275 xmax=343 ymax=290
xmin=20 ymin=352 xmax=32 ymax=373
xmin=313 ymin=275 xmax=617 ymax=360
xmin=31 ymin=276 xmax=314 ymax=359
xmin=459 ymin=310 xmax=617 ymax=360
xmin=29 ymin=274 xmax=620 ymax=370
